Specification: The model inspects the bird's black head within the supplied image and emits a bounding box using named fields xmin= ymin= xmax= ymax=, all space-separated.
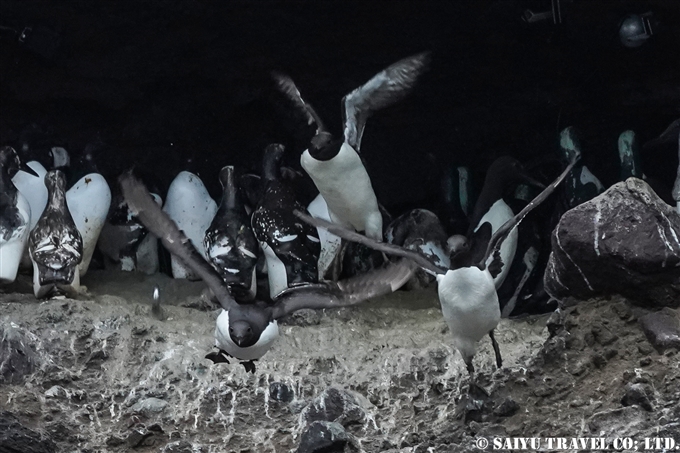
xmin=447 ymin=235 xmax=473 ymax=270
xmin=227 ymin=303 xmax=273 ymax=348
xmin=310 ymin=131 xmax=333 ymax=151
xmin=229 ymin=319 xmax=254 ymax=347
xmin=262 ymin=143 xmax=286 ymax=181
xmin=0 ymin=146 xmax=39 ymax=178
xmin=308 ymin=132 xmax=342 ymax=161
xmin=489 ymin=156 xmax=545 ymax=190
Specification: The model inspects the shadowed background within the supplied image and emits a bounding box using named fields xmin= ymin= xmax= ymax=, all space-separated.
xmin=1 ymin=0 xmax=678 ymax=212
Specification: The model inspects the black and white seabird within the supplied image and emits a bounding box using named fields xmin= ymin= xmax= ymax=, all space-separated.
xmin=251 ymin=144 xmax=321 ymax=300
xmin=119 ymin=171 xmax=416 ymax=373
xmin=295 ymin=153 xmax=580 ymax=380
xmin=466 ymin=156 xmax=545 ymax=289
xmin=29 ymin=169 xmax=83 ymax=298
xmin=204 ymin=165 xmax=260 ymax=302
xmin=273 ymin=52 xmax=430 ymax=241
xmin=0 ymin=146 xmax=39 ymax=283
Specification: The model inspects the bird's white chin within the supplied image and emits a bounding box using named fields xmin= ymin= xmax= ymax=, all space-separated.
xmin=214 ymin=310 xmax=280 ymax=361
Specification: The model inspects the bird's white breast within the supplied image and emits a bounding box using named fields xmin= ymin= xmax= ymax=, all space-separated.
xmin=163 ymin=171 xmax=217 ymax=279
xmin=0 ymin=193 xmax=31 ymax=283
xmin=12 ymin=161 xmax=48 ymax=231
xmin=579 ymin=166 xmax=604 ymax=191
xmin=301 ymin=143 xmax=381 ymax=237
xmin=66 ymin=173 xmax=111 ymax=276
xmin=437 ymin=267 xmax=500 ymax=359
xmin=307 ymin=194 xmax=342 ymax=279
xmin=474 ymin=198 xmax=518 ymax=288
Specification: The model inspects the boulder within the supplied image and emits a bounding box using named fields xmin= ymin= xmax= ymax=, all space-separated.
xmin=296 ymin=421 xmax=350 ymax=453
xmin=638 ymin=308 xmax=680 ymax=352
xmin=0 ymin=323 xmax=40 ymax=384
xmin=545 ymin=178 xmax=680 ymax=307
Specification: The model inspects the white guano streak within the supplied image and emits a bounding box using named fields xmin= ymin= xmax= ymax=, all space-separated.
xmin=593 ymin=200 xmax=601 ymax=257
xmin=555 ymin=217 xmax=594 ymax=291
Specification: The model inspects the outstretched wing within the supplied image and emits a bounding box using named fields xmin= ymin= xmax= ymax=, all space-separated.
xmin=343 ymin=52 xmax=430 ymax=152
xmin=480 ymin=154 xmax=581 ymax=268
xmin=272 ymin=71 xmax=326 ymax=134
xmin=294 ymin=209 xmax=447 ymax=275
xmin=119 ymin=171 xmax=236 ymax=310
xmin=272 ymin=258 xmax=416 ymax=318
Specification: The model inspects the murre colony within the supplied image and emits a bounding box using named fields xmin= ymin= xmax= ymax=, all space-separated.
xmin=1 ymin=53 xmax=679 ymax=383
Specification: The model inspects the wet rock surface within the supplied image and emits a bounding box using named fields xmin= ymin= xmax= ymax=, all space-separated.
xmin=0 ymin=410 xmax=57 ymax=453
xmin=638 ymin=307 xmax=680 ymax=352
xmin=545 ymin=178 xmax=680 ymax=307
xmin=0 ymin=322 xmax=41 ymax=384
xmin=297 ymin=421 xmax=354 ymax=453
xmin=1 ymin=271 xmax=680 ymax=452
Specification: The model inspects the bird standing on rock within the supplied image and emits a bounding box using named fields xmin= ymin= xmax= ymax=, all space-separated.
xmin=0 ymin=146 xmax=39 ymax=284
xmin=29 ymin=170 xmax=83 ymax=298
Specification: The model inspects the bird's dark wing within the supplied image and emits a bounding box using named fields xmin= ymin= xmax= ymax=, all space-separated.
xmin=343 ymin=52 xmax=430 ymax=152
xmin=272 ymin=258 xmax=416 ymax=318
xmin=468 ymin=222 xmax=492 ymax=266
xmin=272 ymin=72 xmax=326 ymax=134
xmin=294 ymin=209 xmax=447 ymax=275
xmin=479 ymin=154 xmax=581 ymax=268
xmin=119 ymin=171 xmax=236 ymax=310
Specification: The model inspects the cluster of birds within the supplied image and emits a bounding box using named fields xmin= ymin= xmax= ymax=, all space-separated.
xmin=2 ymin=52 xmax=679 ymax=381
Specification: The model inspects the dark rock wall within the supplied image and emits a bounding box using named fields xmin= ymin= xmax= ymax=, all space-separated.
xmin=1 ymin=0 xmax=679 ymax=209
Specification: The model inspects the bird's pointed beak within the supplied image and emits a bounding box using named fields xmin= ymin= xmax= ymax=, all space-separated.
xmin=519 ymin=171 xmax=546 ymax=190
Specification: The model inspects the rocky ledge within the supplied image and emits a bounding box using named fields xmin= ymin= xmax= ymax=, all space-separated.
xmin=1 ymin=270 xmax=679 ymax=452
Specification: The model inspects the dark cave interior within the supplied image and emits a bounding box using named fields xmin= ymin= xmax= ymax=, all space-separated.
xmin=1 ymin=0 xmax=679 ymax=214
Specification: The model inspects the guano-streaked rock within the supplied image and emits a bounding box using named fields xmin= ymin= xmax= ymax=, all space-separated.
xmin=544 ymin=178 xmax=680 ymax=307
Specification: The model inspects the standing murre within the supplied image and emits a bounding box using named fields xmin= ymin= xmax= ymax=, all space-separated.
xmin=294 ymin=152 xmax=580 ymax=383
xmin=204 ymin=165 xmax=260 ymax=302
xmin=97 ymin=191 xmax=163 ymax=273
xmin=29 ymin=170 xmax=83 ymax=298
xmin=66 ymin=171 xmax=111 ymax=276
xmin=0 ymin=146 xmax=39 ymax=283
xmin=467 ymin=156 xmax=546 ymax=289
xmin=643 ymin=118 xmax=680 ymax=213
xmin=273 ymin=52 xmax=430 ymax=240
xmin=558 ymin=126 xmax=604 ymax=209
xmin=618 ymin=130 xmax=643 ymax=180
xmin=251 ymin=144 xmax=321 ymax=300
xmin=119 ymin=171 xmax=416 ymax=373
xmin=441 ymin=165 xmax=475 ymax=236
xmin=162 ymin=170 xmax=217 ymax=280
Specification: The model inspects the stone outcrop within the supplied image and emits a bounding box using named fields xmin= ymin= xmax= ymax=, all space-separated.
xmin=545 ymin=178 xmax=680 ymax=307
xmin=638 ymin=308 xmax=680 ymax=352
xmin=1 ymin=323 xmax=40 ymax=384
